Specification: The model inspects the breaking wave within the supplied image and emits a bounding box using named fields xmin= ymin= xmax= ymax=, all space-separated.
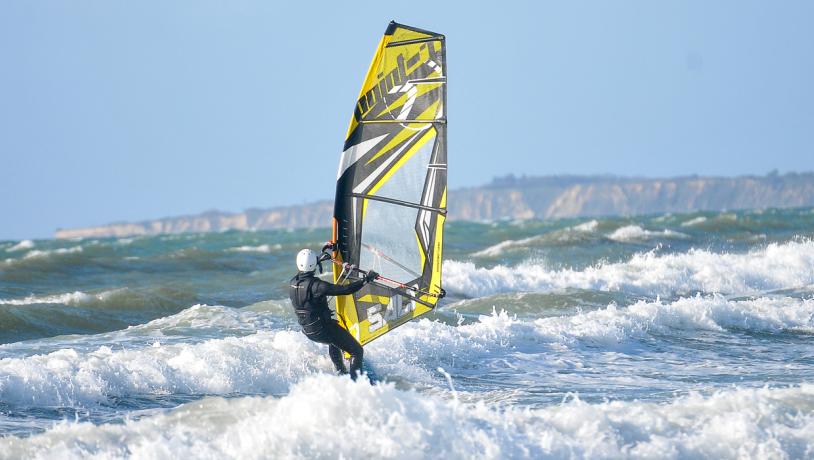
xmin=226 ymin=244 xmax=282 ymax=253
xmin=473 ymin=220 xmax=601 ymax=257
xmin=573 ymin=219 xmax=599 ymax=232
xmin=0 ymin=288 xmax=199 ymax=344
xmin=0 ymin=329 xmax=320 ymax=407
xmin=22 ymin=246 xmax=83 ymax=260
xmin=473 ymin=236 xmax=540 ymax=258
xmin=606 ymin=225 xmax=688 ymax=242
xmin=0 ymin=290 xmax=116 ymax=306
xmin=2 ymin=295 xmax=809 ymax=407
xmin=528 ymin=295 xmax=814 ymax=346
xmin=1 ymin=245 xmax=85 ymax=271
xmin=5 ymin=240 xmax=35 ymax=252
xmin=371 ymin=295 xmax=814 ymax=379
xmin=447 ymin=240 xmax=814 ymax=297
xmin=123 ymin=303 xmax=282 ymax=337
xmin=1 ymin=376 xmax=811 ymax=459
xmin=681 ymin=216 xmax=708 ymax=227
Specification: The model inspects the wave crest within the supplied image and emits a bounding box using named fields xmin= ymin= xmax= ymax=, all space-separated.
xmin=606 ymin=225 xmax=688 ymax=242
xmin=1 ymin=294 xmax=810 ymax=408
xmin=2 ymin=376 xmax=812 ymax=459
xmin=227 ymin=244 xmax=282 ymax=253
xmin=447 ymin=240 xmax=814 ymax=297
xmin=473 ymin=221 xmax=601 ymax=257
xmin=6 ymin=240 xmax=35 ymax=252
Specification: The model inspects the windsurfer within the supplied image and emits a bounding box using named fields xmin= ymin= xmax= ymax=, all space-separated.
xmin=289 ymin=246 xmax=378 ymax=379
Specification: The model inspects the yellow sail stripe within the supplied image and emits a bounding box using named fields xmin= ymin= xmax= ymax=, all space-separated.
xmin=367 ymin=99 xmax=440 ymax=165
xmin=345 ymin=34 xmax=393 ymax=140
xmin=366 ymin=125 xmax=422 ymax=165
xmin=367 ymin=128 xmax=435 ymax=196
xmin=359 ymin=294 xmax=391 ymax=305
xmin=336 ymin=294 xmax=360 ymax=338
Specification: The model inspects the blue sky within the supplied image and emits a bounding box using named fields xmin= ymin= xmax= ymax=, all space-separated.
xmin=1 ymin=1 xmax=812 ymax=240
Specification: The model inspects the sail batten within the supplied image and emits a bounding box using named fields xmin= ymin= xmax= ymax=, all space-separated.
xmin=332 ymin=21 xmax=447 ymax=345
xmin=350 ymin=193 xmax=447 ymax=214
xmin=359 ymin=119 xmax=446 ymax=124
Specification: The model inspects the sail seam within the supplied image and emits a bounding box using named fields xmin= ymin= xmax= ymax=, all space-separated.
xmin=360 ymin=119 xmax=446 ymax=124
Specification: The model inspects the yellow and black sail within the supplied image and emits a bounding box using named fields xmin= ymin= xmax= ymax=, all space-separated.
xmin=331 ymin=21 xmax=447 ymax=345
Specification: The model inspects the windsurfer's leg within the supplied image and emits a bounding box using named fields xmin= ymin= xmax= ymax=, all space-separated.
xmin=302 ymin=322 xmax=347 ymax=373
xmin=325 ymin=322 xmax=363 ymax=380
xmin=328 ymin=344 xmax=348 ymax=374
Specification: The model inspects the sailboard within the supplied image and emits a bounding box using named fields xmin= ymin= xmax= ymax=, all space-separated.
xmin=330 ymin=21 xmax=447 ymax=346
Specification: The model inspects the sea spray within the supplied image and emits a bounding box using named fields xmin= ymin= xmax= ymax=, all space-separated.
xmin=2 ymin=376 xmax=812 ymax=459
xmin=447 ymin=240 xmax=814 ymax=297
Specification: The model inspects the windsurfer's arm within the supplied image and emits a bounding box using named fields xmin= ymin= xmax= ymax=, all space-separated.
xmin=313 ymin=278 xmax=366 ymax=296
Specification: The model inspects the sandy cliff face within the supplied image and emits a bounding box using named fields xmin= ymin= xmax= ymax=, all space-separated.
xmin=55 ymin=173 xmax=814 ymax=238
xmin=55 ymin=203 xmax=335 ymax=239
xmin=448 ymin=174 xmax=814 ymax=221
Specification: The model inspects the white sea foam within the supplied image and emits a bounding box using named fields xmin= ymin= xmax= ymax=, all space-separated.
xmin=0 ymin=328 xmax=325 ymax=407
xmin=370 ymin=295 xmax=814 ymax=372
xmin=21 ymin=246 xmax=83 ymax=260
xmin=1 ymin=376 xmax=812 ymax=460
xmin=125 ymin=304 xmax=280 ymax=336
xmin=0 ymin=291 xmax=98 ymax=306
xmin=227 ymin=244 xmax=281 ymax=253
xmin=0 ymin=304 xmax=303 ymax=406
xmin=0 ymin=303 xmax=316 ymax=406
xmin=473 ymin=221 xmax=601 ymax=257
xmin=447 ymin=240 xmax=814 ymax=297
xmin=573 ymin=219 xmax=599 ymax=232
xmin=6 ymin=240 xmax=34 ymax=252
xmin=529 ymin=295 xmax=814 ymax=347
xmin=0 ymin=288 xmax=159 ymax=308
xmin=606 ymin=225 xmax=688 ymax=242
xmin=2 ymin=296 xmax=808 ymax=408
xmin=473 ymin=236 xmax=538 ymax=257
xmin=681 ymin=216 xmax=708 ymax=227
xmin=3 ymin=246 xmax=84 ymax=266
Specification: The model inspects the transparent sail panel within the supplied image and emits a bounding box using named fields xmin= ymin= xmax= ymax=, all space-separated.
xmin=372 ymin=131 xmax=435 ymax=205
xmin=360 ymin=200 xmax=421 ymax=282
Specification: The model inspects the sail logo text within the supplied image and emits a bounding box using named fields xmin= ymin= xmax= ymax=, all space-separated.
xmin=355 ymin=42 xmax=441 ymax=122
xmin=367 ymin=296 xmax=415 ymax=333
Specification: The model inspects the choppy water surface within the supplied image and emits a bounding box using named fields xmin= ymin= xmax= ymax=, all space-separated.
xmin=1 ymin=208 xmax=814 ymax=458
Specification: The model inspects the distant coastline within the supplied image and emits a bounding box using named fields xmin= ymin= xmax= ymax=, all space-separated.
xmin=55 ymin=172 xmax=814 ymax=239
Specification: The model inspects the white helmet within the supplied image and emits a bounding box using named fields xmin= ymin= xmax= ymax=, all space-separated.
xmin=296 ymin=248 xmax=318 ymax=272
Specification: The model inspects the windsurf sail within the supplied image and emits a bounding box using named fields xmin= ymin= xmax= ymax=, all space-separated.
xmin=331 ymin=21 xmax=447 ymax=345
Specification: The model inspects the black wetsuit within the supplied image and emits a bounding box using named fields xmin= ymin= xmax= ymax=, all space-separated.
xmin=289 ymin=271 xmax=366 ymax=377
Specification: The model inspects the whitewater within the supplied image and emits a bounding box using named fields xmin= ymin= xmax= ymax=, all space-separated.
xmin=1 ymin=208 xmax=813 ymax=459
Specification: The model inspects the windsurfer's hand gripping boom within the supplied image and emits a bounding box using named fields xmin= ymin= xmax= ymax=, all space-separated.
xmin=321 ymin=243 xmax=445 ymax=300
xmin=319 ymin=243 xmax=380 ymax=284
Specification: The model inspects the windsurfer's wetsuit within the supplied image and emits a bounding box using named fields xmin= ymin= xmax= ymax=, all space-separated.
xmin=289 ymin=271 xmax=367 ymax=378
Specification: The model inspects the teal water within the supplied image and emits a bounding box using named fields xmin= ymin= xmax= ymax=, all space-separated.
xmin=1 ymin=208 xmax=813 ymax=458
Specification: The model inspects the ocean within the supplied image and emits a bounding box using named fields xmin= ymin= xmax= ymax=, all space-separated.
xmin=1 ymin=208 xmax=813 ymax=458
